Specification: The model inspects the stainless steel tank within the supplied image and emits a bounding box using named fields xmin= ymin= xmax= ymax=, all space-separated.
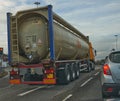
xmin=14 ymin=6 xmax=89 ymax=62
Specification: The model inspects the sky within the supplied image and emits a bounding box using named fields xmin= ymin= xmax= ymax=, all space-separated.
xmin=0 ymin=0 xmax=120 ymax=60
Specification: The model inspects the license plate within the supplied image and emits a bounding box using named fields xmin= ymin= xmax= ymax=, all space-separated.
xmin=47 ymin=74 xmax=53 ymax=79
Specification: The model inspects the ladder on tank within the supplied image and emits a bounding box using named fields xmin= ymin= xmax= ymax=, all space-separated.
xmin=11 ymin=16 xmax=19 ymax=63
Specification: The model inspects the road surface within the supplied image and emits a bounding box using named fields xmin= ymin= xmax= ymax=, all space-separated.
xmin=0 ymin=66 xmax=119 ymax=101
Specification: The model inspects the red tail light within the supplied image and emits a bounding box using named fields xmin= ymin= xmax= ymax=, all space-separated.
xmin=44 ymin=68 xmax=54 ymax=74
xmin=103 ymin=64 xmax=111 ymax=75
xmin=10 ymin=69 xmax=18 ymax=75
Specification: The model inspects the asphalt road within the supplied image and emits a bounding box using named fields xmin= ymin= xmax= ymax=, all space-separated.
xmin=0 ymin=66 xmax=119 ymax=101
xmin=63 ymin=68 xmax=103 ymax=101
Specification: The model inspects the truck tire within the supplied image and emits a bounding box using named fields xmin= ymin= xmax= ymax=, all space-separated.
xmin=74 ymin=63 xmax=80 ymax=79
xmin=89 ymin=61 xmax=92 ymax=70
xmin=70 ymin=64 xmax=76 ymax=81
xmin=86 ymin=61 xmax=91 ymax=72
xmin=91 ymin=62 xmax=95 ymax=70
xmin=57 ymin=65 xmax=70 ymax=84
xmin=86 ymin=66 xmax=91 ymax=72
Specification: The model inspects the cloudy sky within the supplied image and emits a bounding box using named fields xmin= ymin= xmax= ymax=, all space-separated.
xmin=0 ymin=0 xmax=120 ymax=60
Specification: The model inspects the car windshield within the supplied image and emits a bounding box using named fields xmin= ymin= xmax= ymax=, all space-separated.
xmin=109 ymin=52 xmax=120 ymax=63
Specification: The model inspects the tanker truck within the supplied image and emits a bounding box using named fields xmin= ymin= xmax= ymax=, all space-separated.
xmin=7 ymin=5 xmax=95 ymax=85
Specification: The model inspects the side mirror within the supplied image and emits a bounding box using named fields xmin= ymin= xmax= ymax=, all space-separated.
xmin=94 ymin=50 xmax=97 ymax=56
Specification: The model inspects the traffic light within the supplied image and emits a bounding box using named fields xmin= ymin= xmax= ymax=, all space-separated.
xmin=0 ymin=47 xmax=3 ymax=55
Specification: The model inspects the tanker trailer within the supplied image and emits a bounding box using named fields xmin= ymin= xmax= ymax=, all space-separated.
xmin=7 ymin=5 xmax=95 ymax=85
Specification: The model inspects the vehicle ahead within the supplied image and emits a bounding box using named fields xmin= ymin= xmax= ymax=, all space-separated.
xmin=7 ymin=5 xmax=95 ymax=85
xmin=101 ymin=51 xmax=120 ymax=98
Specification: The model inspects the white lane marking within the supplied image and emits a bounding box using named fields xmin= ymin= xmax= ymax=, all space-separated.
xmin=0 ymin=84 xmax=13 ymax=90
xmin=62 ymin=94 xmax=72 ymax=101
xmin=80 ymin=77 xmax=93 ymax=87
xmin=94 ymin=72 xmax=100 ymax=76
xmin=18 ymin=86 xmax=46 ymax=96
xmin=0 ymin=74 xmax=9 ymax=79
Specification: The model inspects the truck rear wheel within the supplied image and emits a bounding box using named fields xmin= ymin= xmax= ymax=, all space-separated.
xmin=70 ymin=64 xmax=76 ymax=81
xmin=75 ymin=64 xmax=80 ymax=78
xmin=57 ymin=65 xmax=70 ymax=84
xmin=86 ymin=66 xmax=91 ymax=72
xmin=86 ymin=61 xmax=91 ymax=72
xmin=90 ymin=62 xmax=95 ymax=70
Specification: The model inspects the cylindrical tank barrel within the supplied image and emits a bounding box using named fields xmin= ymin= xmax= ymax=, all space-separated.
xmin=16 ymin=9 xmax=89 ymax=62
